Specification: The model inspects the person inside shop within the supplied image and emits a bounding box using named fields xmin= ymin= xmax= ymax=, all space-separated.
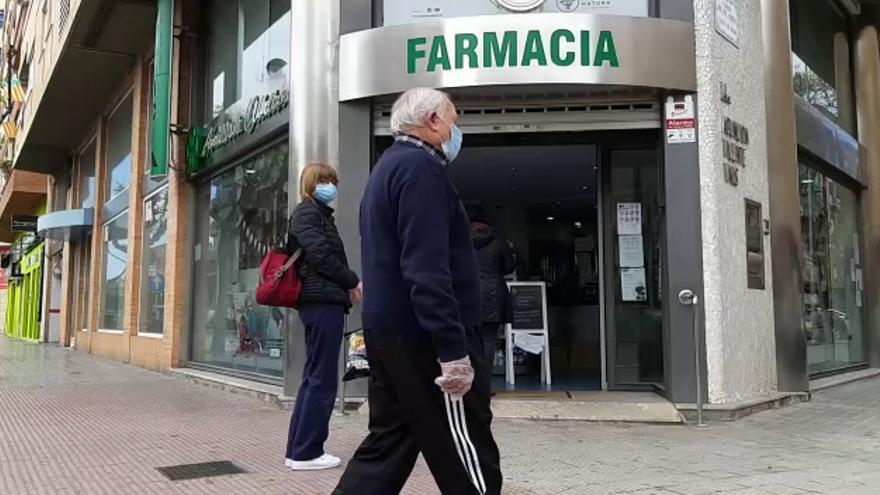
xmin=334 ymin=87 xmax=502 ymax=495
xmin=285 ymin=163 xmax=363 ymax=471
xmin=466 ymin=203 xmax=516 ymax=380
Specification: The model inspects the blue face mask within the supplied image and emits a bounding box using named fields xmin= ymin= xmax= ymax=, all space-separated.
xmin=313 ymin=183 xmax=337 ymax=204
xmin=438 ymin=118 xmax=463 ymax=163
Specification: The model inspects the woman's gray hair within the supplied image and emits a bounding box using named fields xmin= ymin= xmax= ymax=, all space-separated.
xmin=389 ymin=87 xmax=452 ymax=134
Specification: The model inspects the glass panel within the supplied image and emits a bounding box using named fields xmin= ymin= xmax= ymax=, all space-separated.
xmin=789 ymin=0 xmax=852 ymax=129
xmin=609 ymin=150 xmax=663 ymax=385
xmin=140 ymin=187 xmax=168 ymax=334
xmin=204 ymin=0 xmax=291 ymax=121
xmin=106 ymin=93 xmax=134 ymax=199
xmin=100 ymin=213 xmax=128 ymax=330
xmin=799 ymin=163 xmax=865 ymax=374
xmin=191 ymin=142 xmax=288 ymax=376
xmin=79 ymin=141 xmax=96 ymax=209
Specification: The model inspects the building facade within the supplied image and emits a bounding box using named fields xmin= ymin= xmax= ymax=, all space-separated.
xmin=4 ymin=0 xmax=880 ymax=411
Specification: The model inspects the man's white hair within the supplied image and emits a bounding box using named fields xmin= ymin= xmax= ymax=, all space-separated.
xmin=389 ymin=87 xmax=452 ymax=134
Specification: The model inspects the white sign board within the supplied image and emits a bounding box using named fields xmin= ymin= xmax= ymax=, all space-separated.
xmin=382 ymin=0 xmax=649 ymax=26
xmin=618 ymin=235 xmax=644 ymax=268
xmin=616 ymin=203 xmax=642 ymax=235
xmin=620 ymin=268 xmax=647 ymax=302
xmin=715 ymin=0 xmax=740 ymax=48
xmin=665 ymin=96 xmax=696 ymax=144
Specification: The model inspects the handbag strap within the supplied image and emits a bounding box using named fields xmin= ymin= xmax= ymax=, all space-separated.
xmin=273 ymin=248 xmax=302 ymax=281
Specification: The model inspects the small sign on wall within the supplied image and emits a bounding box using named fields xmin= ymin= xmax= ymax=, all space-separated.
xmin=665 ymin=96 xmax=696 ymax=144
xmin=715 ymin=0 xmax=740 ymax=48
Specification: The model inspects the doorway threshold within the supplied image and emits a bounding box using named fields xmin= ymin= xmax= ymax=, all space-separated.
xmin=491 ymin=391 xmax=683 ymax=423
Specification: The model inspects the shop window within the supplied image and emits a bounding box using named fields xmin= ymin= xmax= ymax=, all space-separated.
xmin=78 ymin=140 xmax=96 ymax=209
xmin=745 ymin=200 xmax=764 ymax=290
xmin=106 ymin=92 xmax=134 ymax=200
xmin=790 ymin=0 xmax=853 ymax=131
xmin=139 ymin=187 xmax=168 ymax=335
xmin=100 ymin=212 xmax=129 ymax=330
xmin=203 ymin=0 xmax=290 ymax=120
xmin=798 ymin=162 xmax=865 ymax=375
xmin=190 ymin=142 xmax=288 ymax=376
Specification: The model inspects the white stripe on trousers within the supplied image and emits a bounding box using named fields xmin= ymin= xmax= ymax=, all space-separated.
xmin=444 ymin=393 xmax=487 ymax=495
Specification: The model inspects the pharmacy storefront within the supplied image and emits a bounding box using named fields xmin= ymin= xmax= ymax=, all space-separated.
xmin=319 ymin=0 xmax=707 ymax=403
xmin=186 ymin=0 xmax=291 ymax=381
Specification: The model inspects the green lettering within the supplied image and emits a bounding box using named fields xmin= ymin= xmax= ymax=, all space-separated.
xmin=550 ymin=29 xmax=575 ymax=66
xmin=407 ymin=37 xmax=427 ymax=74
xmin=484 ymin=31 xmax=518 ymax=68
xmin=455 ymin=33 xmax=479 ymax=69
xmin=580 ymin=30 xmax=591 ymax=66
xmin=521 ymin=30 xmax=548 ymax=67
xmin=594 ymin=31 xmax=619 ymax=67
xmin=427 ymin=36 xmax=452 ymax=72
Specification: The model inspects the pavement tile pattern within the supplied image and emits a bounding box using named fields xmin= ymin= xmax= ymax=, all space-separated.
xmin=1 ymin=338 xmax=880 ymax=494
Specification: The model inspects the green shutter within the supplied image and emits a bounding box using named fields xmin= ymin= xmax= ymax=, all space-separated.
xmin=150 ymin=0 xmax=174 ymax=177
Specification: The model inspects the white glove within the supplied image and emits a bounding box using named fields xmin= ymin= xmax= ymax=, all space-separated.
xmin=434 ymin=355 xmax=475 ymax=399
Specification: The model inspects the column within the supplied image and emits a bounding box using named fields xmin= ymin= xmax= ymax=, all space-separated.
xmin=834 ymin=32 xmax=855 ymax=134
xmin=761 ymin=0 xmax=808 ymax=392
xmin=854 ymin=16 xmax=880 ymax=368
xmin=285 ymin=0 xmax=341 ymax=397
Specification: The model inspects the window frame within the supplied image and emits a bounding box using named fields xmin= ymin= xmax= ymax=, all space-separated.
xmin=103 ymin=88 xmax=136 ymax=204
xmin=98 ymin=209 xmax=130 ymax=332
xmin=137 ymin=184 xmax=169 ymax=336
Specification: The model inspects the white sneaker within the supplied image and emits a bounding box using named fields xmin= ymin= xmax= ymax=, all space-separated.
xmin=286 ymin=453 xmax=341 ymax=471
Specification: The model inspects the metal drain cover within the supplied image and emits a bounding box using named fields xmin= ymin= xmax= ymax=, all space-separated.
xmin=157 ymin=461 xmax=246 ymax=481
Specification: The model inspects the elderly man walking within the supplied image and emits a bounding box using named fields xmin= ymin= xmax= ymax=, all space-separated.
xmin=333 ymin=88 xmax=502 ymax=495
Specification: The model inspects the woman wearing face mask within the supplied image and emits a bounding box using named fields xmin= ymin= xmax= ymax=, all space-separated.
xmin=285 ymin=163 xmax=363 ymax=471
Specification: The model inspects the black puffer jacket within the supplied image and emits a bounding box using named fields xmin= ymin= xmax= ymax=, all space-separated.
xmin=472 ymin=222 xmax=516 ymax=324
xmin=287 ymin=199 xmax=359 ymax=309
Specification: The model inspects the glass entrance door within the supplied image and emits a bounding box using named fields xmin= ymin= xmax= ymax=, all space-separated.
xmin=601 ymin=133 xmax=665 ymax=389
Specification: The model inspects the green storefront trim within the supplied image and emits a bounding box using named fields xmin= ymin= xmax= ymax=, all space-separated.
xmin=5 ymin=243 xmax=43 ymax=342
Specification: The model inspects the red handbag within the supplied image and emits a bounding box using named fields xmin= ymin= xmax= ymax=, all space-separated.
xmin=255 ymin=248 xmax=303 ymax=308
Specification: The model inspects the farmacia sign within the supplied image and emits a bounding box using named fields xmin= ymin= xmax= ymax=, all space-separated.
xmin=338 ymin=14 xmax=697 ymax=101
xmin=407 ymin=29 xmax=619 ymax=74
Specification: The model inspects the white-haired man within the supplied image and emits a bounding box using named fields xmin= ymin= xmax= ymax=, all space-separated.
xmin=333 ymin=88 xmax=501 ymax=494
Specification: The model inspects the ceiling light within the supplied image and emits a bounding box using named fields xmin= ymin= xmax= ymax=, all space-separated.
xmin=574 ymin=221 xmax=582 ymax=228
xmin=546 ymin=216 xmax=555 ymax=221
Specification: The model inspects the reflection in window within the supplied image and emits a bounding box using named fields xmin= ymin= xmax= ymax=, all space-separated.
xmin=799 ymin=163 xmax=865 ymax=375
xmin=106 ymin=93 xmax=134 ymax=199
xmin=190 ymin=142 xmax=288 ymax=376
xmin=101 ymin=212 xmax=129 ymax=330
xmin=789 ymin=0 xmax=852 ymax=129
xmin=204 ymin=0 xmax=291 ymax=121
xmin=79 ymin=141 xmax=97 ymax=209
xmin=140 ymin=187 xmax=168 ymax=335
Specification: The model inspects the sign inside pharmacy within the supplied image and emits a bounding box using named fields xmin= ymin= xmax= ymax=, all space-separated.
xmin=202 ymin=89 xmax=290 ymax=157
xmin=407 ymin=29 xmax=619 ymax=74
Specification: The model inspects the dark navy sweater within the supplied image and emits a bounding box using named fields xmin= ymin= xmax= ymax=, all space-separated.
xmin=360 ymin=138 xmax=480 ymax=362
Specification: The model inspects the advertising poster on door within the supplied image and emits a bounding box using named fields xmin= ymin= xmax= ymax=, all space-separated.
xmin=620 ymin=268 xmax=647 ymax=302
xmin=382 ymin=0 xmax=650 ymax=26
xmin=616 ymin=203 xmax=642 ymax=235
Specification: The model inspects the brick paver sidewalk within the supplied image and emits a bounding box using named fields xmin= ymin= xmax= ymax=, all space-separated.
xmin=2 ymin=337 xmax=880 ymax=494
